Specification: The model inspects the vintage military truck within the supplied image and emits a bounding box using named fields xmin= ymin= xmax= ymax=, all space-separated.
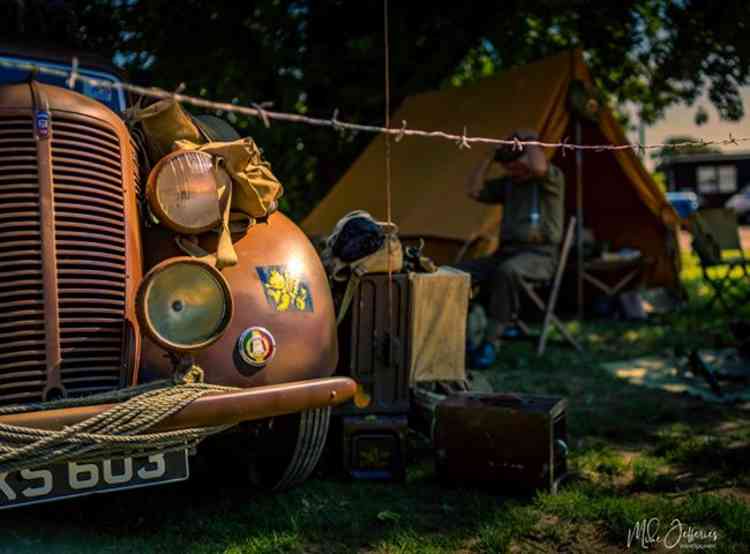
xmin=0 ymin=45 xmax=355 ymax=509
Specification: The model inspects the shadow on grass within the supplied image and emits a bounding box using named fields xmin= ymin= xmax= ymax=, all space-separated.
xmin=0 ymin=449 xmax=542 ymax=554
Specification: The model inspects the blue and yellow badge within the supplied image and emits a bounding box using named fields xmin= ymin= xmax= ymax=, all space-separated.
xmin=256 ymin=265 xmax=314 ymax=312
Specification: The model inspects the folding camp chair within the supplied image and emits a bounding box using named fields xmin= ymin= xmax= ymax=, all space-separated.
xmin=688 ymin=208 xmax=750 ymax=312
xmin=514 ymin=217 xmax=582 ymax=356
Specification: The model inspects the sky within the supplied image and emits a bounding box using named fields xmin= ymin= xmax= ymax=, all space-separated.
xmin=630 ymin=86 xmax=750 ymax=171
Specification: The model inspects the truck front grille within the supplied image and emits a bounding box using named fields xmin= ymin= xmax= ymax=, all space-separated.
xmin=0 ymin=111 xmax=129 ymax=406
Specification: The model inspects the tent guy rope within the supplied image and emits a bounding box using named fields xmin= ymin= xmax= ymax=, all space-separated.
xmin=2 ymin=57 xmax=748 ymax=154
xmin=383 ymin=0 xmax=395 ymax=382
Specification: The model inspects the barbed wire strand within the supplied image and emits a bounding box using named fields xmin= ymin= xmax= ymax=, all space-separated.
xmin=1 ymin=57 xmax=749 ymax=153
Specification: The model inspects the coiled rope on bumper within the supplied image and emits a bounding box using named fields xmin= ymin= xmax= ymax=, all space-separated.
xmin=0 ymin=381 xmax=239 ymax=475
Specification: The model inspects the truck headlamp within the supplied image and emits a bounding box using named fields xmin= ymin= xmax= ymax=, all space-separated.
xmin=136 ymin=257 xmax=233 ymax=352
xmin=146 ymin=150 xmax=228 ymax=234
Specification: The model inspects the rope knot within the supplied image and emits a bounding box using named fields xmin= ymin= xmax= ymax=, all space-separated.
xmin=173 ymin=356 xmax=205 ymax=384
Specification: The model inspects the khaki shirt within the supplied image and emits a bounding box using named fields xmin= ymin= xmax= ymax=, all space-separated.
xmin=476 ymin=164 xmax=565 ymax=245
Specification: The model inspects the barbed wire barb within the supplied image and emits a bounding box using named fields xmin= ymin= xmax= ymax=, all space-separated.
xmin=172 ymin=82 xmax=187 ymax=102
xmin=560 ymin=136 xmax=569 ymax=157
xmin=252 ymin=103 xmax=271 ymax=128
xmin=65 ymin=57 xmax=79 ymax=89
xmin=395 ymin=120 xmax=407 ymax=142
xmin=456 ymin=126 xmax=471 ymax=149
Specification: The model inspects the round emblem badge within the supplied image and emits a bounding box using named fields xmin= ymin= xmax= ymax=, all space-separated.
xmin=237 ymin=326 xmax=276 ymax=367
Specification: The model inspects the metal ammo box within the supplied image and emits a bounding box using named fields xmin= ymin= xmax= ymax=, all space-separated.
xmin=334 ymin=273 xmax=412 ymax=480
xmin=335 ymin=273 xmax=411 ymax=415
xmin=340 ymin=414 xmax=408 ymax=481
xmin=434 ymin=392 xmax=568 ymax=492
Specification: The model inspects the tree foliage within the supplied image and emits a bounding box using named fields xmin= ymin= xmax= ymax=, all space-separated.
xmin=4 ymin=0 xmax=749 ymax=220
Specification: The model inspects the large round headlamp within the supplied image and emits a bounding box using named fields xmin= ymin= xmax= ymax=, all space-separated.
xmin=136 ymin=257 xmax=233 ymax=352
xmin=146 ymin=150 xmax=229 ymax=234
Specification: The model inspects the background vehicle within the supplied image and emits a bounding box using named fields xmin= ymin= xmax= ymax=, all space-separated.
xmin=0 ymin=46 xmax=354 ymax=510
xmin=0 ymin=43 xmax=127 ymax=112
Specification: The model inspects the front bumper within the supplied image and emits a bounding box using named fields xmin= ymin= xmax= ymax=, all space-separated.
xmin=0 ymin=376 xmax=357 ymax=432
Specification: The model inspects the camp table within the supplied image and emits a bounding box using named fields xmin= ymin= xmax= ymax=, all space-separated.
xmin=572 ymin=254 xmax=653 ymax=300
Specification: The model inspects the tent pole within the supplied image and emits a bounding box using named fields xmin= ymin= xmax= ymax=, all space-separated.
xmin=576 ymin=119 xmax=584 ymax=321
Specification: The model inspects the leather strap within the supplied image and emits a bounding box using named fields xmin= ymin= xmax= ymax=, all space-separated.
xmin=336 ymin=272 xmax=362 ymax=326
xmin=214 ymin=169 xmax=237 ymax=269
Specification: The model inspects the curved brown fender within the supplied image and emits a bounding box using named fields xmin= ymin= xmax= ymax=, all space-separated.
xmin=140 ymin=212 xmax=338 ymax=387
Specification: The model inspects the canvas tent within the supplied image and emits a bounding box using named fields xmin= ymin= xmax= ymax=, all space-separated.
xmin=302 ymin=50 xmax=682 ymax=293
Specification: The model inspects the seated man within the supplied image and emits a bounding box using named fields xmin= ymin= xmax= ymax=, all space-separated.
xmin=456 ymin=130 xmax=565 ymax=345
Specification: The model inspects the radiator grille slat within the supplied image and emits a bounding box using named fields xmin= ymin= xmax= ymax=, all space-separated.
xmin=0 ymin=390 xmax=46 ymax=404
xmin=0 ymin=359 xmax=47 ymax=372
xmin=52 ymin=121 xmax=120 ymax=147
xmin=57 ymin=237 xmax=126 ymax=255
xmin=51 ymin=146 xmax=122 ymax=173
xmin=54 ymin=181 xmax=127 ymax=203
xmin=52 ymin=165 xmax=123 ymax=189
xmin=52 ymin=115 xmax=126 ymax=397
xmin=0 ymin=369 xmax=46 ymax=382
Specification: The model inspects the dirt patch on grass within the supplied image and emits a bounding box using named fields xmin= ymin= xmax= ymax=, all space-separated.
xmin=514 ymin=519 xmax=628 ymax=553
xmin=708 ymin=486 xmax=750 ymax=504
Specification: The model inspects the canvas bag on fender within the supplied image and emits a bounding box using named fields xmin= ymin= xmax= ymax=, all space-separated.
xmin=127 ymin=98 xmax=284 ymax=219
xmin=170 ymin=138 xmax=284 ymax=270
xmin=126 ymin=97 xmax=284 ymax=269
xmin=174 ymin=138 xmax=283 ymax=219
xmin=126 ymin=98 xmax=204 ymax=164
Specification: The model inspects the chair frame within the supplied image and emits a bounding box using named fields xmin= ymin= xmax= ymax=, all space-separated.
xmin=689 ymin=208 xmax=750 ymax=313
xmin=515 ymin=217 xmax=582 ymax=356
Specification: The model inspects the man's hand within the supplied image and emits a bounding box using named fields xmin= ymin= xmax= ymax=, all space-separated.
xmin=502 ymin=146 xmax=547 ymax=182
xmin=465 ymin=150 xmax=495 ymax=200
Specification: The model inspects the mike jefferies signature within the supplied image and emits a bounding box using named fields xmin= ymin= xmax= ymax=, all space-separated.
xmin=626 ymin=518 xmax=718 ymax=550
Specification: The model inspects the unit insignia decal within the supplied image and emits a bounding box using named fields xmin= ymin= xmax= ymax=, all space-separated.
xmin=256 ymin=265 xmax=314 ymax=312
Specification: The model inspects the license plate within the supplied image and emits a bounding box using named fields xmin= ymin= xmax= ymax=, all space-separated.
xmin=0 ymin=450 xmax=189 ymax=510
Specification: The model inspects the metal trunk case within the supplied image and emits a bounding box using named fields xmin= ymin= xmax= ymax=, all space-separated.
xmin=434 ymin=393 xmax=568 ymax=492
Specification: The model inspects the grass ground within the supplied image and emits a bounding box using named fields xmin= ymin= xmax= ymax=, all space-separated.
xmin=1 ymin=253 xmax=750 ymax=553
